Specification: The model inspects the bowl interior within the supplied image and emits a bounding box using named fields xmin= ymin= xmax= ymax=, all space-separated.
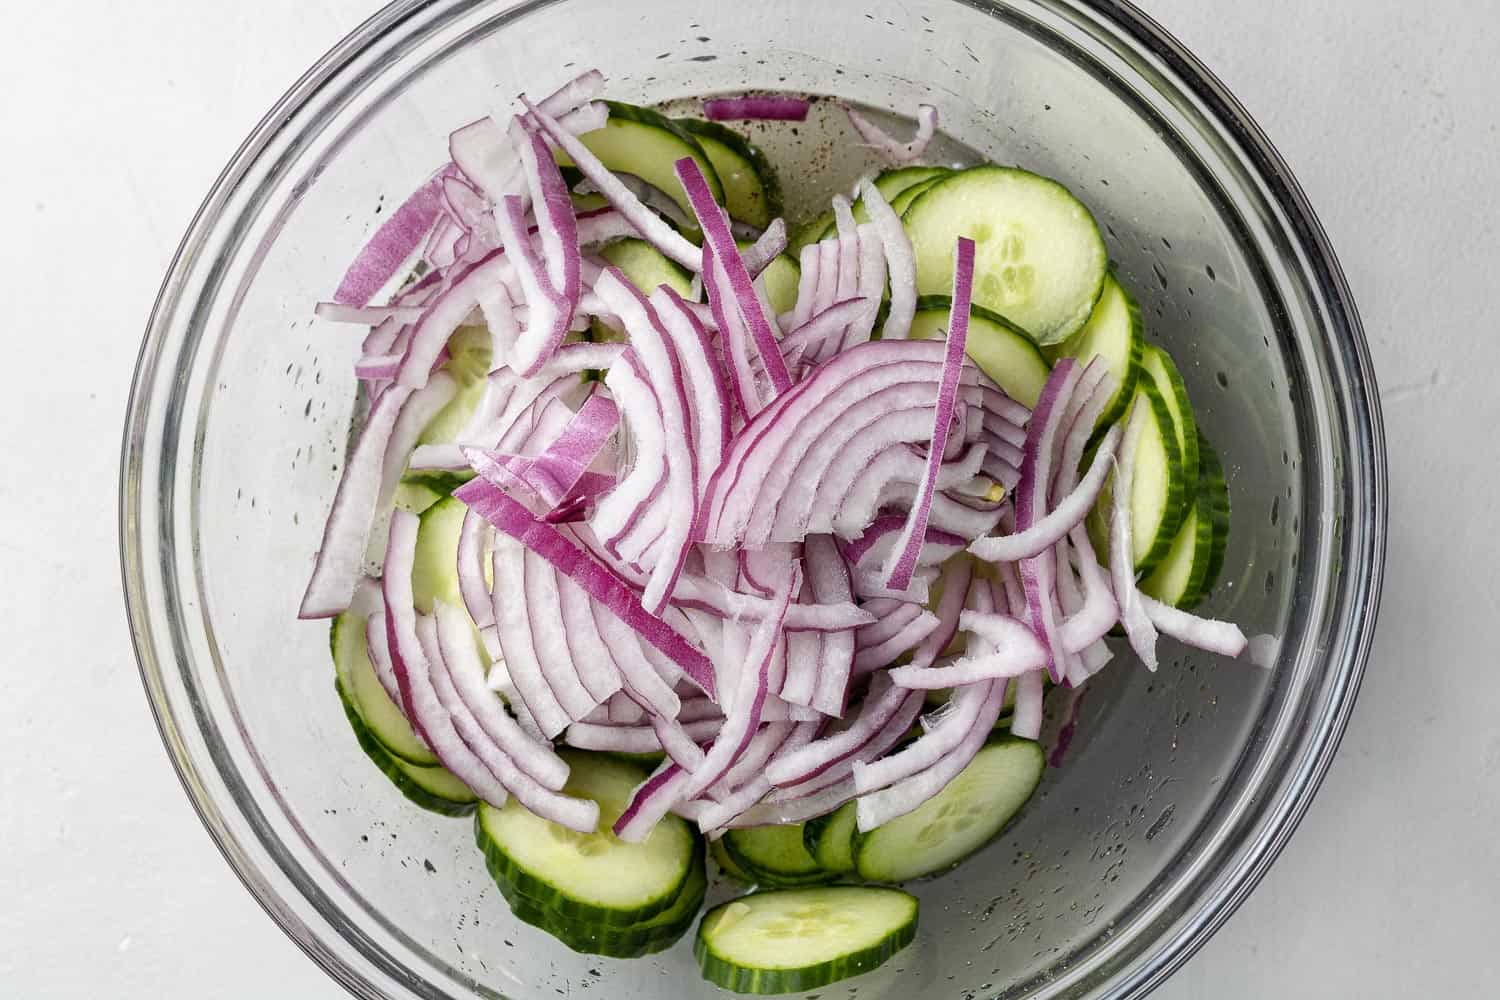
xmin=126 ymin=1 xmax=1377 ymax=998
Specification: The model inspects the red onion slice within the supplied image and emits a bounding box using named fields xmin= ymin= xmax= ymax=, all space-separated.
xmin=299 ymin=383 xmax=417 ymax=619
xmin=332 ymin=171 xmax=448 ymax=308
xmin=704 ymin=96 xmax=811 ymax=121
xmin=1140 ymin=595 xmax=1248 ymax=657
xmin=525 ymin=98 xmax=700 ymax=269
xmin=675 ymin=157 xmax=794 ymax=394
xmin=907 ymin=555 xmax=974 ymax=670
xmin=860 ymin=177 xmax=918 ymax=341
xmin=678 ymin=566 xmax=799 ymax=800
xmin=432 ymin=599 xmax=570 ymax=790
xmin=845 ymin=103 xmax=938 ymax=166
xmin=1111 ymin=400 xmax=1160 ymax=670
xmin=851 ymin=610 xmax=941 ymax=675
xmin=614 ymin=759 xmax=694 ymax=843
xmin=883 ymin=237 xmax=976 ymax=590
xmin=887 ymin=611 xmax=1048 ymax=688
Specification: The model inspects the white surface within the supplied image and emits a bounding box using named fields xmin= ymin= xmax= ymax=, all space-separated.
xmin=0 ymin=1 xmax=1493 ymax=996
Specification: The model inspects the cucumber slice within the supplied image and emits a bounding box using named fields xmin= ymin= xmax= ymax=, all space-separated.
xmin=890 ymin=175 xmax=947 ymax=217
xmin=570 ymin=191 xmax=611 ymax=213
xmin=790 ymin=209 xmax=834 ymax=252
xmin=333 ymin=612 xmax=437 ymax=766
xmin=564 ymin=102 xmax=723 ymax=224
xmin=722 ymin=824 xmax=835 ymax=887
xmin=1193 ymin=436 xmax=1231 ymax=605
xmin=1139 ymin=486 xmax=1214 ymax=608
xmin=1090 ymin=381 xmax=1188 ymax=576
xmin=503 ymin=841 xmax=707 ymax=957
xmin=753 ymin=250 xmax=801 ymax=316
xmin=393 ymin=479 xmax=446 ymax=515
xmin=335 ymin=680 xmax=476 ymax=816
xmin=902 ymin=165 xmax=1107 ymax=345
xmin=711 ymin=837 xmax=754 ymax=884
xmin=1142 ymin=345 xmax=1200 ymax=503
xmin=411 ymin=495 xmax=468 ymax=614
xmin=416 ymin=326 xmax=491 ymax=446
xmin=873 ymin=165 xmax=952 ymax=203
xmin=1052 ymin=274 xmax=1144 ymax=434
xmin=676 ymin=118 xmax=782 ymax=229
xmin=854 ymin=735 xmax=1043 ymax=883
xmin=695 ymin=886 xmax=918 ymax=994
xmin=802 ymin=802 xmax=858 ymax=874
xmin=909 ymin=294 xmax=1050 ymax=407
xmin=476 ymin=752 xmax=698 ymax=926
xmin=600 ymin=238 xmax=695 ymax=299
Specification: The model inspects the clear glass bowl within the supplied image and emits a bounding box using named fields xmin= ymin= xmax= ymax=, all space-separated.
xmin=119 ymin=1 xmax=1386 ymax=997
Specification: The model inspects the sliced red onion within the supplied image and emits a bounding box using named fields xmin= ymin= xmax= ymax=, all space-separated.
xmin=908 ymin=555 xmax=974 ymax=670
xmin=1140 ymin=595 xmax=1248 ymax=657
xmin=852 ymin=675 xmax=997 ymax=800
xmin=1111 ymin=400 xmax=1160 ymax=670
xmin=487 ymin=543 xmax=572 ymax=736
xmin=653 ymin=286 xmax=731 ymax=496
xmin=765 ymin=675 xmax=912 ymax=788
xmin=1058 ymin=528 xmax=1119 ymax=655
xmin=854 ymin=674 xmax=1003 ymax=831
xmin=1048 ymin=685 xmax=1088 ymax=768
xmin=706 ymin=720 xmax=795 ymax=801
xmin=422 ymin=613 xmax=601 ymax=831
xmin=825 ymin=435 xmax=990 ymax=539
xmin=1010 ymin=670 xmax=1046 ymax=740
xmin=704 ymin=96 xmax=810 ymax=121
xmin=524 ymin=549 xmax=620 ymax=715
xmin=676 ymin=157 xmax=794 ymax=394
xmin=493 ymin=195 xmax=571 ymax=378
xmin=653 ymin=714 xmax=710 ymax=771
xmin=299 ymin=383 xmax=418 ymax=618
xmin=614 ymin=759 xmax=693 ymax=843
xmin=888 ymin=612 xmax=1048 ymax=688
xmin=457 ymin=509 xmax=496 ymax=630
xmin=396 ymin=249 xmax=516 ymax=389
xmin=789 ymin=243 xmax=821 ymax=330
xmin=845 ymin=103 xmax=938 ymax=166
xmin=883 ymin=237 xmax=975 ymax=590
xmin=364 ymin=612 xmax=406 ymax=713
xmin=582 ymin=582 xmax=683 ymax=718
xmin=526 ymin=98 xmax=700 ymax=269
xmin=970 ymin=422 xmax=1121 ymax=563
xmin=453 ymin=477 xmax=717 ymax=697
xmin=860 ymin=177 xmax=917 ymax=341
xmin=564 ymin=718 xmax=721 ymax=753
xmin=333 ymin=171 xmax=448 ymax=308
xmin=742 ymin=218 xmax=788 ymax=275
xmin=840 ymin=512 xmax=967 ymax=569
xmin=778 ymin=298 xmax=870 ymax=361
xmin=694 ymin=722 xmax=828 ymax=831
xmin=802 ymin=534 xmax=857 ymax=716
xmin=448 ymin=70 xmax=605 ymax=201
xmin=574 ymin=207 xmax=641 ymax=247
xmin=678 ymin=566 xmax=798 ymax=800
xmin=432 ymin=599 xmax=570 ymax=790
xmin=364 ymin=371 xmax=460 ymax=567
xmin=852 ymin=610 xmax=940 ymax=675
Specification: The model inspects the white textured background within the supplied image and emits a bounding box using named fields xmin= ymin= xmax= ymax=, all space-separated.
xmin=2 ymin=0 xmax=1494 ymax=996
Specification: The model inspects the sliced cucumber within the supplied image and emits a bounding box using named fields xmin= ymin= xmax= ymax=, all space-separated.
xmin=564 ymin=102 xmax=723 ymax=224
xmin=711 ymin=837 xmax=754 ymax=884
xmin=411 ymin=495 xmax=468 ymax=614
xmin=333 ymin=612 xmax=437 ymax=766
xmin=600 ymin=238 xmax=695 ymax=299
xmin=1091 ymin=381 xmax=1189 ymax=576
xmin=676 ymin=118 xmax=782 ymax=229
xmin=417 ymin=326 xmax=490 ymax=447
xmin=1139 ymin=486 xmax=1213 ymax=609
xmin=790 ymin=209 xmax=834 ymax=252
xmin=476 ymin=752 xmax=698 ymax=926
xmin=909 ymin=294 xmax=1050 ymax=407
xmin=890 ymin=175 xmax=947 ymax=217
xmin=1142 ymin=345 xmax=1200 ymax=503
xmin=722 ymin=823 xmax=834 ymax=887
xmin=504 ymin=841 xmax=707 ymax=958
xmin=872 ymin=165 xmax=952 ymax=204
xmin=335 ymin=680 xmax=476 ymax=816
xmin=749 ymin=248 xmax=801 ymax=316
xmin=695 ymin=886 xmax=918 ymax=994
xmin=902 ymin=165 xmax=1107 ymax=345
xmin=1193 ymin=436 xmax=1231 ymax=605
xmin=1053 ymin=274 xmax=1144 ymax=435
xmin=393 ymin=479 xmax=447 ymax=515
xmin=854 ymin=735 xmax=1043 ymax=883
xmin=802 ymin=802 xmax=858 ymax=874
xmin=570 ymin=191 xmax=611 ymax=213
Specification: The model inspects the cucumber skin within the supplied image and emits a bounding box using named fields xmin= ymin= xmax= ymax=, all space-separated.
xmin=710 ymin=838 xmax=755 ymax=884
xmin=722 ymin=826 xmax=838 ymax=888
xmin=1053 ymin=275 xmax=1146 ymax=444
xmin=597 ymin=101 xmax=726 ymax=204
xmin=852 ymin=734 xmax=1043 ymax=884
xmin=1132 ymin=379 xmax=1190 ymax=578
xmin=675 ymin=117 xmax=783 ymax=226
xmin=500 ymin=842 xmax=707 ymax=958
xmin=802 ymin=803 xmax=858 ymax=875
xmin=334 ymin=680 xmax=476 ymax=818
xmin=1144 ymin=346 xmax=1201 ymax=507
xmin=474 ymin=785 xmax=697 ymax=928
xmin=1190 ymin=436 xmax=1232 ymax=607
xmin=694 ymin=888 xmax=918 ymax=995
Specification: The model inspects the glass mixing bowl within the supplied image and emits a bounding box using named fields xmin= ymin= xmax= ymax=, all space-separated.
xmin=119 ymin=1 xmax=1385 ymax=997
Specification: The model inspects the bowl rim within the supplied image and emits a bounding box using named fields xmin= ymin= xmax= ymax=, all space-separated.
xmin=119 ymin=1 xmax=1386 ymax=997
